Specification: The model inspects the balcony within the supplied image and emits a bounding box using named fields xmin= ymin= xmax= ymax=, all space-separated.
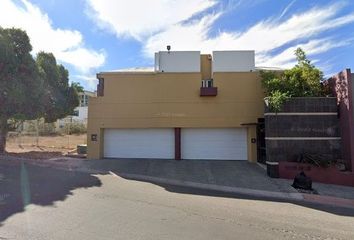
xmin=200 ymin=87 xmax=218 ymax=96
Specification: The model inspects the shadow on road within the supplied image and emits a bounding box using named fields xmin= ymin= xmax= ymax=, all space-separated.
xmin=0 ymin=162 xmax=102 ymax=226
xmin=1 ymin=158 xmax=353 ymax=226
xmin=116 ymin=173 xmax=354 ymax=217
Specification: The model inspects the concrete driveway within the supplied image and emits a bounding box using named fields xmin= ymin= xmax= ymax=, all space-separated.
xmin=2 ymin=156 xmax=354 ymax=207
xmin=86 ymin=159 xmax=297 ymax=194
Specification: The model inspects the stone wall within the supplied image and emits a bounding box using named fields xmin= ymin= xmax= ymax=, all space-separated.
xmin=265 ymin=97 xmax=342 ymax=163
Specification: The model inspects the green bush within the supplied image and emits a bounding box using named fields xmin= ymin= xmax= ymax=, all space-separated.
xmin=261 ymin=48 xmax=326 ymax=111
xmin=38 ymin=122 xmax=57 ymax=135
xmin=22 ymin=119 xmax=57 ymax=136
xmin=265 ymin=90 xmax=290 ymax=112
xmin=60 ymin=122 xmax=87 ymax=135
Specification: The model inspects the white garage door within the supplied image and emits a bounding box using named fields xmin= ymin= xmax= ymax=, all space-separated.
xmin=181 ymin=128 xmax=248 ymax=160
xmin=104 ymin=129 xmax=174 ymax=159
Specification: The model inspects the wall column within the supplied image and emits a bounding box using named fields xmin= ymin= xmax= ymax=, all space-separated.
xmin=175 ymin=128 xmax=181 ymax=160
xmin=329 ymin=69 xmax=354 ymax=171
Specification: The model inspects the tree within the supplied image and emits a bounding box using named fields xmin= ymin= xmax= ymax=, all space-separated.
xmin=71 ymin=82 xmax=84 ymax=93
xmin=36 ymin=52 xmax=80 ymax=123
xmin=0 ymin=27 xmax=80 ymax=153
xmin=0 ymin=27 xmax=43 ymax=153
xmin=261 ymin=48 xmax=325 ymax=111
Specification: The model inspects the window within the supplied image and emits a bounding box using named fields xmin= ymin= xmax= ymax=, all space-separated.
xmin=97 ymin=78 xmax=104 ymax=96
xmin=202 ymin=79 xmax=213 ymax=88
xmin=80 ymin=95 xmax=89 ymax=107
xmin=72 ymin=110 xmax=79 ymax=116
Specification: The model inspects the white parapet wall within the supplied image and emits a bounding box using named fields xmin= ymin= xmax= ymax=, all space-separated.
xmin=212 ymin=51 xmax=255 ymax=72
xmin=155 ymin=51 xmax=201 ymax=72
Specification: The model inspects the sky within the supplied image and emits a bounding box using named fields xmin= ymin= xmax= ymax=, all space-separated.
xmin=0 ymin=0 xmax=353 ymax=91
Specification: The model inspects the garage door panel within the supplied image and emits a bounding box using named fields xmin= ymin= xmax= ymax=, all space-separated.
xmin=181 ymin=128 xmax=247 ymax=160
xmin=104 ymin=129 xmax=174 ymax=159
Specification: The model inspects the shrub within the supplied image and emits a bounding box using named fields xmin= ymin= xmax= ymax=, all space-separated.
xmin=60 ymin=122 xmax=87 ymax=135
xmin=21 ymin=119 xmax=57 ymax=136
xmin=38 ymin=122 xmax=57 ymax=135
xmin=265 ymin=90 xmax=290 ymax=112
xmin=261 ymin=48 xmax=326 ymax=111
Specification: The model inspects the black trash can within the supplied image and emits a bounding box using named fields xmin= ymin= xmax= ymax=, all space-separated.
xmin=266 ymin=161 xmax=279 ymax=178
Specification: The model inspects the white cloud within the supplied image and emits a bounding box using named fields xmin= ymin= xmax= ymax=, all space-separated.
xmin=231 ymin=3 xmax=354 ymax=54
xmin=143 ymin=13 xmax=221 ymax=56
xmin=87 ymin=0 xmax=354 ymax=71
xmin=142 ymin=2 xmax=354 ymax=69
xmin=86 ymin=0 xmax=217 ymax=40
xmin=257 ymin=38 xmax=353 ymax=68
xmin=56 ymin=48 xmax=106 ymax=74
xmin=73 ymin=74 xmax=98 ymax=90
xmin=278 ymin=0 xmax=296 ymax=19
xmin=0 ymin=0 xmax=105 ymax=73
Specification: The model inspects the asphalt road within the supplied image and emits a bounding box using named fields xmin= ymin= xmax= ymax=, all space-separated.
xmin=1 ymin=163 xmax=354 ymax=240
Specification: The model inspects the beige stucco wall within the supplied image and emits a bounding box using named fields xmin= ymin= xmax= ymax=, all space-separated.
xmin=201 ymin=54 xmax=212 ymax=80
xmin=87 ymin=71 xmax=265 ymax=160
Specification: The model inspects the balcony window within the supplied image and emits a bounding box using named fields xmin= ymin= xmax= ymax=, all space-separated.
xmin=202 ymin=79 xmax=213 ymax=88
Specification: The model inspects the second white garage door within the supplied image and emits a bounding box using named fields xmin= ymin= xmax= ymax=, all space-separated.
xmin=181 ymin=128 xmax=248 ymax=160
xmin=104 ymin=129 xmax=174 ymax=159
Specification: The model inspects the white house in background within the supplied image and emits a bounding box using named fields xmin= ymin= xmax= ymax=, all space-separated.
xmin=73 ymin=90 xmax=97 ymax=122
xmin=57 ymin=90 xmax=96 ymax=128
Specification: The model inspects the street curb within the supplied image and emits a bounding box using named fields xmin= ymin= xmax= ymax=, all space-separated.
xmin=2 ymin=158 xmax=354 ymax=209
xmin=110 ymin=172 xmax=354 ymax=209
xmin=29 ymin=163 xmax=354 ymax=209
xmin=302 ymin=193 xmax=354 ymax=209
xmin=109 ymin=171 xmax=304 ymax=201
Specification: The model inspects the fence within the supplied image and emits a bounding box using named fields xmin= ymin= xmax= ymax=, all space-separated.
xmin=6 ymin=119 xmax=87 ymax=152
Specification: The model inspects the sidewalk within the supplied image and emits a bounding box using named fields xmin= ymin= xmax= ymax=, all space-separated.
xmin=1 ymin=155 xmax=354 ymax=209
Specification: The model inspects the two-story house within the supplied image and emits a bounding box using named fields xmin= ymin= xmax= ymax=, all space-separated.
xmin=87 ymin=50 xmax=267 ymax=161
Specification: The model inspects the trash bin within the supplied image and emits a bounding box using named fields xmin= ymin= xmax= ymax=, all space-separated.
xmin=292 ymin=171 xmax=312 ymax=190
xmin=77 ymin=144 xmax=87 ymax=154
xmin=266 ymin=161 xmax=279 ymax=178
